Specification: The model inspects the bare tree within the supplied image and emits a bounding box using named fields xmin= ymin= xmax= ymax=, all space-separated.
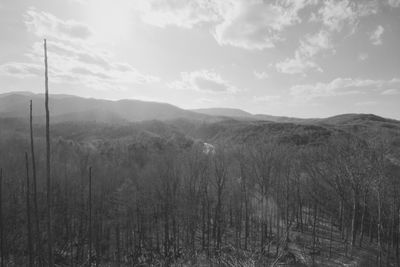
xmin=44 ymin=38 xmax=54 ymax=266
xmin=88 ymin=166 xmax=93 ymax=266
xmin=25 ymin=152 xmax=33 ymax=267
xmin=29 ymin=100 xmax=42 ymax=265
xmin=0 ymin=168 xmax=4 ymax=267
xmin=212 ymin=146 xmax=229 ymax=252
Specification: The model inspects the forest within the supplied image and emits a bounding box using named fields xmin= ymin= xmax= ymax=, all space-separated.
xmin=1 ymin=103 xmax=400 ymax=266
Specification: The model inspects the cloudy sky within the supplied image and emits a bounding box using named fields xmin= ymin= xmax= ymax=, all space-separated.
xmin=0 ymin=0 xmax=399 ymax=119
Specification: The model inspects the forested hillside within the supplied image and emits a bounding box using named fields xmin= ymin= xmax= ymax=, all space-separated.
xmin=0 ymin=108 xmax=400 ymax=266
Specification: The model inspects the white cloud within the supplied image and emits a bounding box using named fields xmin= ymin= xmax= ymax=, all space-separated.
xmin=370 ymin=25 xmax=384 ymax=45
xmin=253 ymin=70 xmax=269 ymax=80
xmin=2 ymin=39 xmax=159 ymax=91
xmin=299 ymin=30 xmax=333 ymax=58
xmin=169 ymin=70 xmax=238 ymax=93
xmin=42 ymin=40 xmax=159 ymax=87
xmin=276 ymin=30 xmax=332 ymax=74
xmin=317 ymin=0 xmax=358 ymax=32
xmin=0 ymin=62 xmax=43 ymax=78
xmin=133 ymin=0 xmax=316 ymax=50
xmin=276 ymin=55 xmax=321 ymax=74
xmin=133 ymin=0 xmax=219 ymax=28
xmin=18 ymin=8 xmax=160 ymax=90
xmin=212 ymin=1 xmax=281 ymax=50
xmin=382 ymin=89 xmax=400 ymax=95
xmin=358 ymin=52 xmax=368 ymax=61
xmin=314 ymin=0 xmax=378 ymax=33
xmin=24 ymin=7 xmax=92 ymax=40
xmin=277 ymin=0 xmax=378 ymax=75
xmin=212 ymin=0 xmax=317 ymax=50
xmin=388 ymin=0 xmax=400 ymax=8
xmin=290 ymin=77 xmax=400 ymax=100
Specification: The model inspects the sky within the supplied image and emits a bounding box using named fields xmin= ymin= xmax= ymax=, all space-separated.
xmin=0 ymin=0 xmax=399 ymax=119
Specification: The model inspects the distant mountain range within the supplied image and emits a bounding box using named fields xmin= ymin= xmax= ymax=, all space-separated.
xmin=191 ymin=108 xmax=253 ymax=117
xmin=0 ymin=91 xmax=397 ymax=125
xmin=0 ymin=92 xmax=211 ymax=123
xmin=1 ymin=91 xmax=400 ymax=163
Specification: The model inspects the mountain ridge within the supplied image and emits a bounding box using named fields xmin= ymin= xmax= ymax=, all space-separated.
xmin=0 ymin=91 xmax=397 ymax=124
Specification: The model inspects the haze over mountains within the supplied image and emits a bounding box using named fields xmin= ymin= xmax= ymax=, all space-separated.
xmin=1 ymin=92 xmax=396 ymax=126
xmin=0 ymin=92 xmax=209 ymax=123
xmin=2 ymin=91 xmax=399 ymax=153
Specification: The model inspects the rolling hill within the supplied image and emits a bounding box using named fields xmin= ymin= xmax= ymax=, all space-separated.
xmin=192 ymin=107 xmax=314 ymax=123
xmin=0 ymin=92 xmax=398 ymax=139
xmin=0 ymin=92 xmax=212 ymax=123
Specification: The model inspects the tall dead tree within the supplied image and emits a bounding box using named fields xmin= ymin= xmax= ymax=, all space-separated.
xmin=44 ymin=38 xmax=54 ymax=266
xmin=0 ymin=168 xmax=4 ymax=267
xmin=88 ymin=167 xmax=92 ymax=266
xmin=29 ymin=100 xmax=42 ymax=265
xmin=116 ymin=223 xmax=121 ymax=267
xmin=25 ymin=152 xmax=33 ymax=267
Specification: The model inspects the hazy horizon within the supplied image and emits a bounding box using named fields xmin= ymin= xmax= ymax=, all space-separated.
xmin=1 ymin=0 xmax=399 ymax=119
xmin=1 ymin=89 xmax=399 ymax=120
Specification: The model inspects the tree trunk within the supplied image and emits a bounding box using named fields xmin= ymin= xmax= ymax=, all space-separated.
xmin=44 ymin=38 xmax=54 ymax=267
xmin=245 ymin=191 xmax=249 ymax=251
xmin=329 ymin=216 xmax=333 ymax=258
xmin=0 ymin=168 xmax=4 ymax=267
xmin=312 ymin=202 xmax=317 ymax=265
xmin=339 ymin=199 xmax=344 ymax=240
xmin=29 ymin=100 xmax=42 ymax=266
xmin=387 ymin=202 xmax=396 ymax=267
xmin=207 ymin=201 xmax=211 ymax=257
xmin=260 ymin=188 xmax=265 ymax=252
xmin=359 ymin=191 xmax=367 ymax=247
xmin=351 ymin=190 xmax=359 ymax=249
xmin=297 ymin=177 xmax=303 ymax=233
xmin=275 ymin=190 xmax=280 ymax=256
xmin=201 ymin=200 xmax=205 ymax=250
xmin=88 ymin=167 xmax=92 ymax=266
xmin=285 ymin=172 xmax=290 ymax=244
xmin=25 ymin=153 xmax=34 ymax=267
xmin=116 ymin=223 xmax=120 ymax=267
xmin=164 ymin=202 xmax=169 ymax=258
xmin=387 ymin=219 xmax=392 ymax=267
xmin=378 ymin=191 xmax=382 ymax=267
xmin=369 ymin=216 xmax=374 ymax=243
xmin=396 ymin=208 xmax=400 ymax=267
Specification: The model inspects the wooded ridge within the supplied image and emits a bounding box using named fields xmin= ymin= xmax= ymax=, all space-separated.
xmin=0 ymin=94 xmax=399 ymax=265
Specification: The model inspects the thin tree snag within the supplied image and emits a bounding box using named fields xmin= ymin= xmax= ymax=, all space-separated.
xmin=25 ymin=152 xmax=33 ymax=267
xmin=44 ymin=38 xmax=54 ymax=267
xmin=89 ymin=166 xmax=93 ymax=266
xmin=29 ymin=100 xmax=42 ymax=266
xmin=116 ymin=223 xmax=121 ymax=267
xmin=329 ymin=216 xmax=334 ymax=258
xmin=0 ymin=168 xmax=4 ymax=267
